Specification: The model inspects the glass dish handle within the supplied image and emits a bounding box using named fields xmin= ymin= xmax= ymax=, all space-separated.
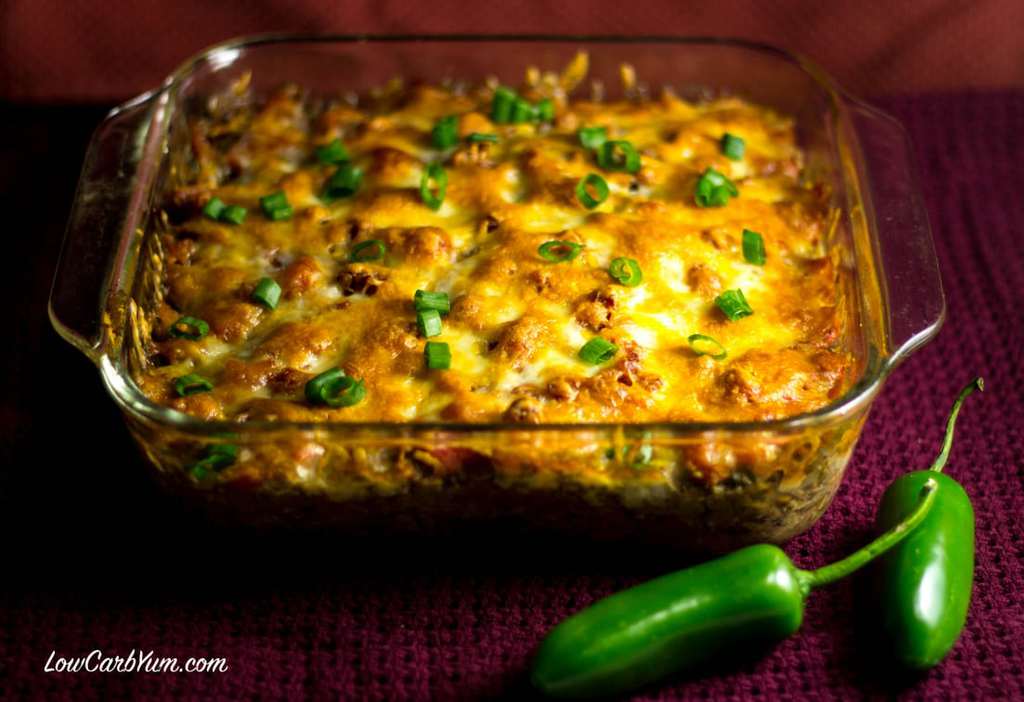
xmin=849 ymin=100 xmax=945 ymax=367
xmin=48 ymin=90 xmax=160 ymax=363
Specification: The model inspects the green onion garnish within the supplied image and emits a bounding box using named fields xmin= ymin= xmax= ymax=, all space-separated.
xmin=323 ymin=163 xmax=363 ymax=201
xmin=687 ymin=333 xmax=727 ymax=360
xmin=578 ymin=337 xmax=618 ymax=365
xmin=169 ymin=316 xmax=209 ymax=341
xmin=260 ymin=191 xmax=292 ymax=221
xmin=350 ymin=239 xmax=387 ymax=263
xmin=491 ymin=86 xmax=517 ymax=124
xmin=597 ymin=140 xmax=641 ymax=174
xmin=742 ymin=228 xmax=766 ymax=265
xmin=536 ymin=98 xmax=555 ymax=122
xmin=431 ymin=115 xmax=459 ymax=149
xmin=511 ymin=97 xmax=536 ymax=124
xmin=190 ymin=443 xmax=238 ymax=480
xmin=173 ymin=373 xmax=214 ymax=397
xmin=694 ymin=167 xmax=739 ymax=207
xmin=414 ymin=290 xmax=450 ymax=315
xmin=576 ymin=173 xmax=609 ymax=209
xmin=251 ymin=277 xmax=281 ymax=310
xmin=417 ymin=309 xmax=443 ymax=338
xmin=720 ymin=133 xmax=745 ymax=160
xmin=202 ymin=197 xmax=226 ymax=221
xmin=608 ymin=257 xmax=643 ymax=286
xmin=424 ymin=341 xmax=451 ymax=370
xmin=715 ymin=289 xmax=753 ymax=320
xmin=304 ymin=368 xmax=366 ymax=408
xmin=538 ymin=240 xmax=583 ymax=262
xmin=468 ymin=132 xmax=499 ymax=143
xmin=419 ymin=162 xmax=447 ymax=211
xmin=260 ymin=191 xmax=288 ymax=214
xmin=316 ymin=139 xmax=350 ymax=165
xmin=578 ymin=126 xmax=608 ymax=150
xmin=221 ymin=205 xmax=247 ymax=225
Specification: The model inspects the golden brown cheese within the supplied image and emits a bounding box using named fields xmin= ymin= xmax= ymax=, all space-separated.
xmin=140 ymin=73 xmax=853 ymax=425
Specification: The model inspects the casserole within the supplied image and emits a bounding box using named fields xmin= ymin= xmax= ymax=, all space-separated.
xmin=49 ymin=36 xmax=943 ymax=550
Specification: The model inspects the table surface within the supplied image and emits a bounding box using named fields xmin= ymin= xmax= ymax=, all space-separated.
xmin=1 ymin=92 xmax=1022 ymax=701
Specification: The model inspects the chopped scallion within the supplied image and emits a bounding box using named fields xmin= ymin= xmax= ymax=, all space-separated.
xmin=597 ymin=140 xmax=641 ymax=174
xmin=608 ymin=257 xmax=643 ymax=286
xmin=687 ymin=333 xmax=728 ymax=360
xmin=414 ymin=289 xmax=450 ymax=315
xmin=578 ymin=337 xmax=618 ymax=365
xmin=742 ymin=228 xmax=766 ymax=265
xmin=419 ymin=162 xmax=447 ymax=211
xmin=173 ymin=373 xmax=214 ymax=397
xmin=168 ymin=316 xmax=209 ymax=341
xmin=538 ymin=240 xmax=583 ymax=262
xmin=350 ymin=239 xmax=387 ymax=263
xmin=575 ymin=173 xmax=609 ymax=209
xmin=251 ymin=277 xmax=281 ymax=310
xmin=424 ymin=341 xmax=451 ymax=370
xmin=715 ymin=289 xmax=754 ymax=321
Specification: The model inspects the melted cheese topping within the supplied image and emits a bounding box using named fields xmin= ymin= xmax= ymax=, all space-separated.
xmin=140 ymin=78 xmax=852 ymax=425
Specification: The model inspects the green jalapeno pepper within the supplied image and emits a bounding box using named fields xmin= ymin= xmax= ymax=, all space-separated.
xmin=531 ymin=480 xmax=939 ymax=699
xmin=871 ymin=377 xmax=981 ymax=669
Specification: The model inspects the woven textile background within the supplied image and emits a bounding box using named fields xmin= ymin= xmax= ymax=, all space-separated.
xmin=1 ymin=91 xmax=1022 ymax=699
xmin=2 ymin=0 xmax=1023 ymax=101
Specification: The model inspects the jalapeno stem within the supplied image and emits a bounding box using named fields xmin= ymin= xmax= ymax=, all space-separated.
xmin=798 ymin=479 xmax=938 ymax=591
xmin=927 ymin=377 xmax=983 ymax=474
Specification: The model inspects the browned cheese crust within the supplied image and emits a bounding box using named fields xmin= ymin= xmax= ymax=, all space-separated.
xmin=139 ymin=65 xmax=853 ymax=426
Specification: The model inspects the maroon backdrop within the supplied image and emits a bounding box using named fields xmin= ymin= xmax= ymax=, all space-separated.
xmin=2 ymin=0 xmax=1023 ymax=102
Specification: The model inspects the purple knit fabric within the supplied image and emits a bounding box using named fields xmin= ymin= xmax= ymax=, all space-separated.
xmin=4 ymin=92 xmax=1024 ymax=700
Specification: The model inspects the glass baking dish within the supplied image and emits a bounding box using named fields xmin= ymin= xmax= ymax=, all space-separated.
xmin=49 ymin=35 xmax=943 ymax=551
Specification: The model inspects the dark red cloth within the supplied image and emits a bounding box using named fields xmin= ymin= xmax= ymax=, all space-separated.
xmin=3 ymin=92 xmax=1024 ymax=700
xmin=2 ymin=0 xmax=1023 ymax=101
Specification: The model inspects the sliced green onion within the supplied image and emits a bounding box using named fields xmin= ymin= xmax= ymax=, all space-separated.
xmin=304 ymin=368 xmax=366 ymax=408
xmin=715 ymin=289 xmax=754 ymax=321
xmin=468 ymin=132 xmax=499 ymax=143
xmin=424 ymin=341 xmax=451 ymax=370
xmin=221 ymin=205 xmax=247 ymax=225
xmin=694 ymin=167 xmax=739 ymax=208
xmin=511 ymin=97 xmax=536 ymax=123
xmin=169 ymin=316 xmax=209 ymax=341
xmin=538 ymin=240 xmax=583 ymax=262
xmin=267 ymin=205 xmax=293 ymax=221
xmin=417 ymin=309 xmax=443 ymax=338
xmin=324 ymin=163 xmax=363 ymax=201
xmin=190 ymin=443 xmax=238 ymax=480
xmin=316 ymin=138 xmax=350 ymax=165
xmin=687 ymin=333 xmax=728 ymax=360
xmin=578 ymin=337 xmax=618 ymax=365
xmin=721 ymin=133 xmax=746 ymax=160
xmin=173 ymin=373 xmax=214 ymax=397
xmin=576 ymin=173 xmax=609 ymax=209
xmin=350 ymin=239 xmax=387 ymax=262
xmin=608 ymin=257 xmax=643 ymax=286
xmin=578 ymin=126 xmax=607 ymax=150
xmin=414 ymin=289 xmax=450 ymax=315
xmin=742 ymin=228 xmax=766 ymax=265
xmin=491 ymin=86 xmax=516 ymax=124
xmin=597 ymin=140 xmax=641 ymax=174
xmin=431 ymin=115 xmax=459 ymax=149
xmin=419 ymin=162 xmax=447 ymax=211
xmin=202 ymin=197 xmax=226 ymax=221
xmin=260 ymin=191 xmax=289 ymax=215
xmin=535 ymin=98 xmax=555 ymax=122
xmin=251 ymin=277 xmax=281 ymax=310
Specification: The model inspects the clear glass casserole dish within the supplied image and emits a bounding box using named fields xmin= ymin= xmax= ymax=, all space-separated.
xmin=49 ymin=35 xmax=943 ymax=551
